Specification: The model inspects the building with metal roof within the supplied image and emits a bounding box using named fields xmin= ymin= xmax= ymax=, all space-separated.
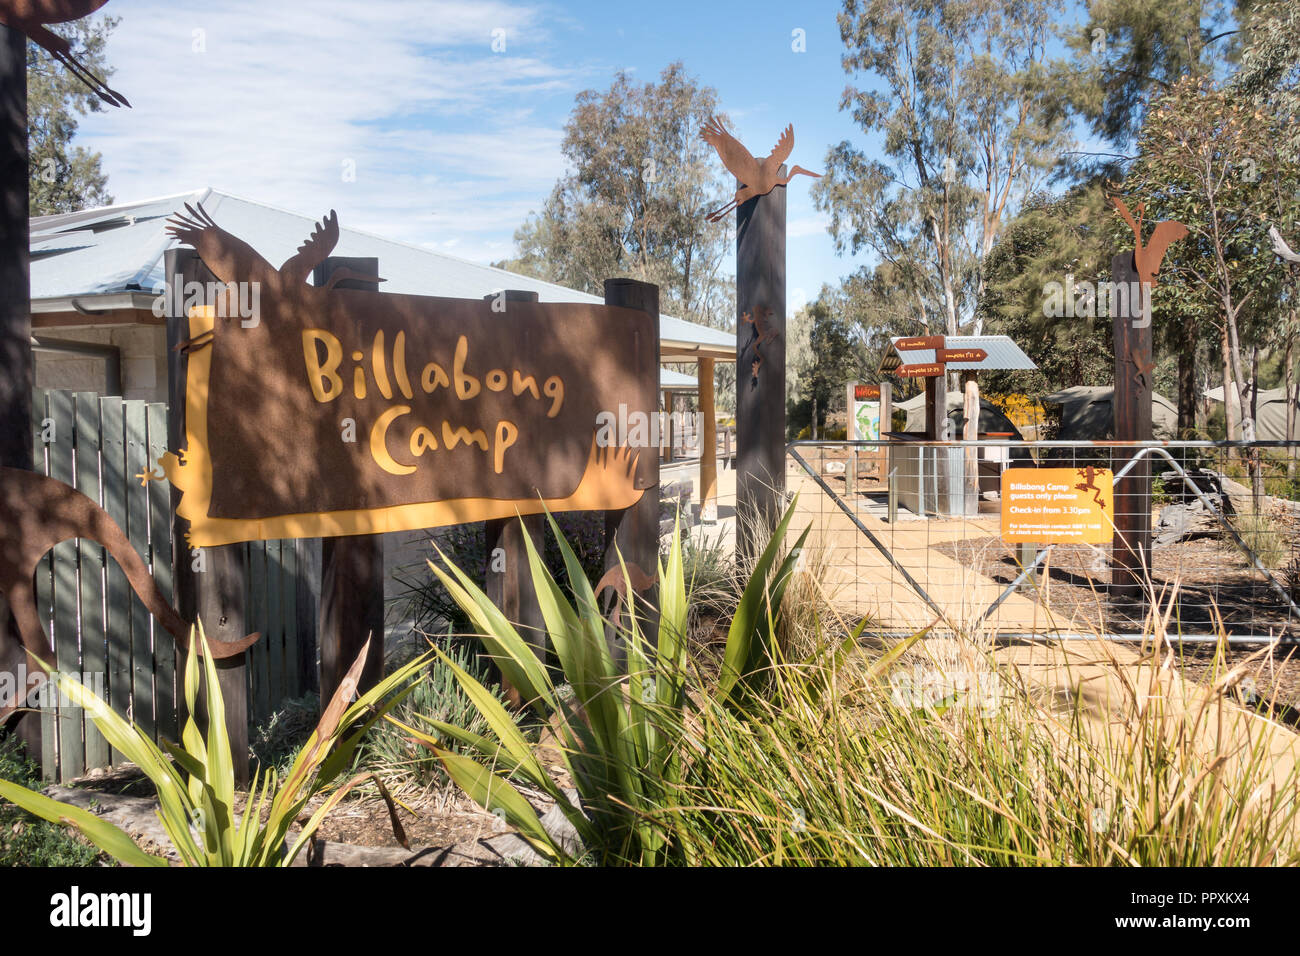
xmin=29 ymin=188 xmax=735 ymax=402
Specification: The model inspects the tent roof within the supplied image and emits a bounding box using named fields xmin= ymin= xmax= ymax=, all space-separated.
xmin=1202 ymin=384 xmax=1298 ymax=440
xmin=29 ymin=188 xmax=735 ymax=362
xmin=895 ymin=392 xmax=1024 ymax=438
xmin=1043 ymin=385 xmax=1178 ymax=440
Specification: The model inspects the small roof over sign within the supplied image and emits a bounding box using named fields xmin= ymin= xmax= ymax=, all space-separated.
xmin=879 ymin=335 xmax=1036 ymax=374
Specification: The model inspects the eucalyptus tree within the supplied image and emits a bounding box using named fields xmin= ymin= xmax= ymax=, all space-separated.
xmin=503 ymin=62 xmax=733 ymax=331
xmin=814 ymin=0 xmax=1071 ymax=348
xmin=27 ymin=14 xmax=117 ymax=215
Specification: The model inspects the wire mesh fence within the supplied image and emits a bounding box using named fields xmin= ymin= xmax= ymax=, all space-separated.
xmin=777 ymin=439 xmax=1300 ymax=643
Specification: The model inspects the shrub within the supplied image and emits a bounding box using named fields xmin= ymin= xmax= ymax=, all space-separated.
xmin=360 ymin=643 xmax=513 ymax=795
xmin=393 ymin=512 xmax=607 ymax=641
xmin=0 ymin=736 xmax=101 ymax=867
xmin=0 ymin=626 xmax=426 ymax=866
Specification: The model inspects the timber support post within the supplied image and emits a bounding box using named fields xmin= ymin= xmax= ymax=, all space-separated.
xmin=735 ymin=168 xmax=787 ymax=560
xmin=0 ymin=23 xmax=39 ymax=756
xmin=314 ymin=257 xmax=385 ymax=705
xmin=602 ymin=278 xmax=660 ymax=660
xmin=166 ymin=249 xmax=250 ymax=784
xmin=1110 ymin=251 xmax=1152 ymax=608
xmin=483 ymin=290 xmax=547 ymax=678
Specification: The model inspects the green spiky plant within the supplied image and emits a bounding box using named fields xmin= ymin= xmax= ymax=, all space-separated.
xmin=0 ymin=624 xmax=427 ymax=866
xmin=390 ymin=497 xmax=814 ymax=865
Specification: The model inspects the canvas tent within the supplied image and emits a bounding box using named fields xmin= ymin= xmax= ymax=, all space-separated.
xmin=896 ymin=391 xmax=1024 ymax=438
xmin=1203 ymin=384 xmax=1300 ymax=441
xmin=1043 ymin=386 xmax=1178 ymax=440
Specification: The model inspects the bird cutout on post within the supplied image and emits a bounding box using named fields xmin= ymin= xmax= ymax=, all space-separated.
xmin=1270 ymin=225 xmax=1300 ymax=264
xmin=157 ymin=203 xmax=657 ymax=548
xmin=699 ymin=117 xmax=821 ymax=222
xmin=742 ymin=306 xmax=779 ymax=381
xmin=0 ymin=466 xmax=259 ymax=719
xmin=0 ymin=0 xmax=129 ymax=107
xmin=1110 ymin=195 xmax=1188 ymax=300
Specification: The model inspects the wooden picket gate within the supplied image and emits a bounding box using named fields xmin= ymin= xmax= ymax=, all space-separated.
xmin=30 ymin=389 xmax=311 ymax=783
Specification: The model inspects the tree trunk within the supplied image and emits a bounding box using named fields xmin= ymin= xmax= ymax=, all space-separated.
xmin=1177 ymin=330 xmax=1197 ymax=439
xmin=1220 ymin=326 xmax=1239 ymax=441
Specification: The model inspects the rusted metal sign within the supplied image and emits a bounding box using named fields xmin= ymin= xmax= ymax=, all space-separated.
xmin=894 ymin=335 xmax=944 ymax=351
xmin=0 ymin=465 xmax=256 ymax=717
xmin=700 ymin=117 xmax=821 ymax=222
xmin=1111 ymin=196 xmax=1187 ymax=293
xmin=160 ymin=205 xmax=656 ymax=548
xmin=895 ymin=363 xmax=946 ymax=378
xmin=854 ymin=384 xmax=880 ymax=400
xmin=0 ymin=1 xmax=128 ymax=106
xmin=936 ymin=347 xmax=987 ymax=363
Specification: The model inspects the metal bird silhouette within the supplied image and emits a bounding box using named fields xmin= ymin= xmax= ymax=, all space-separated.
xmin=1110 ymin=195 xmax=1187 ymax=289
xmin=0 ymin=0 xmax=129 ymax=107
xmin=700 ymin=117 xmax=820 ymax=222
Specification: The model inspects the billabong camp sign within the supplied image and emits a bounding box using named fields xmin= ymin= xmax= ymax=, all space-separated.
xmin=159 ymin=205 xmax=656 ymax=547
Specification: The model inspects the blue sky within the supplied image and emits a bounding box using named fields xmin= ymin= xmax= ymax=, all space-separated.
xmin=76 ymin=0 xmax=1089 ymax=319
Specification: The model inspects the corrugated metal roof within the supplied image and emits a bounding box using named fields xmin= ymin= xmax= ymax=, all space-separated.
xmin=30 ymin=188 xmax=735 ymax=357
xmin=660 ymin=368 xmax=698 ymax=391
xmin=879 ymin=335 xmax=1036 ymax=372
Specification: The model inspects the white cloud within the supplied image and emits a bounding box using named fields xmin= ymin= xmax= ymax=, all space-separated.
xmin=76 ymin=0 xmax=578 ymax=258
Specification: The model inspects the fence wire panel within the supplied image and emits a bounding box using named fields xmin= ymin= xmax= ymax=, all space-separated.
xmin=784 ymin=440 xmax=1300 ymax=644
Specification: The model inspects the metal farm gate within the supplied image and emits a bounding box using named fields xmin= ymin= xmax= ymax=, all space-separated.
xmin=786 ymin=439 xmax=1300 ymax=643
xmin=29 ymin=389 xmax=312 ymax=782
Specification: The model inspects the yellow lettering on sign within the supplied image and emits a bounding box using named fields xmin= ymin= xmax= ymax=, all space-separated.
xmin=302 ymin=329 xmax=343 ymax=402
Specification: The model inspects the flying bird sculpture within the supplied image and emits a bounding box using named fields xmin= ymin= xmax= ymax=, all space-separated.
xmin=0 ymin=0 xmax=129 ymax=107
xmin=699 ymin=117 xmax=820 ymax=222
xmin=1110 ymin=195 xmax=1188 ymax=289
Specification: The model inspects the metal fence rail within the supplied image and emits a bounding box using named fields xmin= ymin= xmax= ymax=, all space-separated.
xmin=786 ymin=438 xmax=1300 ymax=644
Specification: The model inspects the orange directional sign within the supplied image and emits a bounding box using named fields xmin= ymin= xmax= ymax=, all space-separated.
xmin=895 ymin=335 xmax=944 ymax=351
xmin=1001 ymin=467 xmax=1113 ymax=544
xmin=937 ymin=347 xmax=987 ymax=363
xmin=895 ymin=363 xmax=945 ymax=378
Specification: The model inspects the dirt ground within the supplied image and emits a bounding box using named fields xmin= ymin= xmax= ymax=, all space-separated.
xmin=934 ymin=525 xmax=1300 ymax=725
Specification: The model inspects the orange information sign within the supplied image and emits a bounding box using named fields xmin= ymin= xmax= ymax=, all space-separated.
xmin=1000 ymin=467 xmax=1114 ymax=544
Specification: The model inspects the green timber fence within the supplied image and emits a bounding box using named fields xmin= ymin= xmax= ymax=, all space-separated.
xmin=29 ymin=389 xmax=312 ymax=783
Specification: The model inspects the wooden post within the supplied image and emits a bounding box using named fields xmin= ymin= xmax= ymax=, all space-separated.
xmin=963 ymin=372 xmax=980 ymax=515
xmin=313 ymin=257 xmax=384 ymax=705
xmin=925 ymin=371 xmax=948 ymax=515
xmin=1111 ymin=251 xmax=1151 ymax=606
xmin=0 ymin=24 xmax=40 ymax=756
xmin=736 ymin=168 xmax=786 ymax=558
xmin=880 ymin=382 xmax=892 ymax=437
xmin=698 ymin=357 xmax=717 ymax=524
xmin=483 ymin=291 xmax=547 ymax=677
xmin=602 ymin=278 xmax=660 ymax=656
xmin=664 ymin=390 xmax=675 ymax=463
xmin=166 ymin=249 xmax=250 ymax=784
